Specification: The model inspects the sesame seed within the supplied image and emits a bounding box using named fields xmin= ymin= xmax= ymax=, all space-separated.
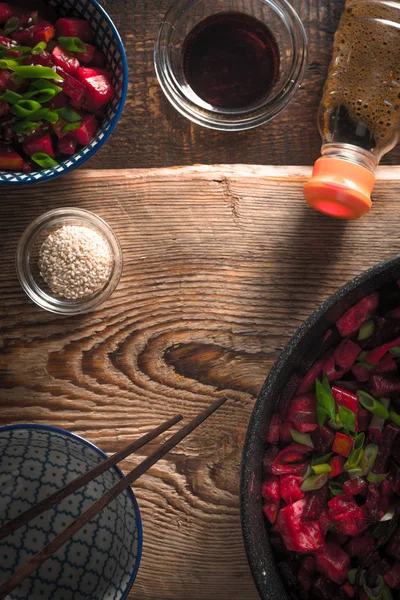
xmin=39 ymin=225 xmax=113 ymax=300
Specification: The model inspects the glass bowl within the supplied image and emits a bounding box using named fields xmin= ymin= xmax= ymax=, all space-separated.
xmin=16 ymin=208 xmax=123 ymax=315
xmin=154 ymin=0 xmax=308 ymax=131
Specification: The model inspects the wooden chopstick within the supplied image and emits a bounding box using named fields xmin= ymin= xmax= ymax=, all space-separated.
xmin=0 ymin=414 xmax=183 ymax=543
xmin=0 ymin=396 xmax=228 ymax=599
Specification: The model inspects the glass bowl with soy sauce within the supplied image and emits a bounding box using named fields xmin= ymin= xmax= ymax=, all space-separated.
xmin=154 ymin=0 xmax=308 ymax=131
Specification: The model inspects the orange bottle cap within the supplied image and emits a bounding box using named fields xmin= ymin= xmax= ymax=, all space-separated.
xmin=304 ymin=156 xmax=375 ymax=219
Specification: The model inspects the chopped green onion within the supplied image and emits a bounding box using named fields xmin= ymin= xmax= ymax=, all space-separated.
xmin=11 ymin=46 xmax=32 ymax=55
xmin=290 ymin=429 xmax=314 ymax=448
xmin=348 ymin=569 xmax=357 ymax=585
xmin=31 ymin=42 xmax=47 ymax=56
xmin=0 ymin=59 xmax=22 ymax=70
xmin=360 ymin=443 xmax=379 ymax=475
xmin=354 ymin=432 xmax=365 ymax=450
xmin=329 ymin=482 xmax=343 ymax=496
xmin=338 ymin=405 xmax=357 ymax=433
xmin=357 ymin=361 xmax=376 ymax=371
xmin=301 ymin=464 xmax=313 ymax=482
xmin=0 ymin=89 xmax=22 ymax=104
xmin=345 ymin=446 xmax=364 ymax=471
xmin=316 ymin=377 xmax=336 ymax=426
xmin=30 ymin=108 xmax=59 ymax=124
xmin=368 ymin=472 xmax=389 ymax=483
xmin=358 ymin=391 xmax=390 ymax=419
xmin=389 ymin=410 xmax=400 ymax=427
xmin=358 ymin=320 xmax=375 ymax=340
xmin=312 ymin=452 xmax=333 ymax=466
xmin=12 ymin=120 xmax=41 ymax=135
xmin=3 ymin=17 xmax=20 ymax=36
xmin=389 ymin=346 xmax=400 ymax=358
xmin=58 ymin=36 xmax=86 ymax=53
xmin=63 ymin=121 xmax=81 ymax=133
xmin=23 ymin=88 xmax=58 ymax=103
xmin=31 ymin=79 xmax=63 ymax=94
xmin=348 ymin=467 xmax=364 ymax=479
xmin=363 ymin=574 xmax=384 ymax=600
xmin=13 ymin=66 xmax=64 ymax=82
xmin=10 ymin=73 xmax=23 ymax=86
xmin=31 ymin=153 xmax=59 ymax=169
xmin=301 ymin=473 xmax=329 ymax=492
xmin=11 ymin=99 xmax=42 ymax=118
xmin=329 ymin=415 xmax=343 ymax=431
xmin=382 ymin=584 xmax=394 ymax=600
xmin=56 ymin=107 xmax=81 ymax=123
xmin=316 ymin=406 xmax=327 ymax=428
xmin=311 ymin=463 xmax=332 ymax=475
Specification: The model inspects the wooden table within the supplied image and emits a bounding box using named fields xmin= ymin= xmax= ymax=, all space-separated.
xmin=2 ymin=166 xmax=400 ymax=599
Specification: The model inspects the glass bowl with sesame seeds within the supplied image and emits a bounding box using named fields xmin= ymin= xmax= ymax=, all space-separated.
xmin=16 ymin=207 xmax=123 ymax=314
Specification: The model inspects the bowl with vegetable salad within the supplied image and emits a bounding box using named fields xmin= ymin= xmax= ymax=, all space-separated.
xmin=0 ymin=0 xmax=127 ymax=185
xmin=241 ymin=255 xmax=400 ymax=600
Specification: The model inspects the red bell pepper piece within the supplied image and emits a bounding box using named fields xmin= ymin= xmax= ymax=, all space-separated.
xmin=271 ymin=444 xmax=310 ymax=476
xmin=261 ymin=475 xmax=280 ymax=504
xmin=366 ymin=335 xmax=400 ymax=365
xmin=332 ymin=432 xmax=353 ymax=457
xmin=336 ymin=292 xmax=379 ymax=337
xmin=277 ymin=498 xmax=324 ymax=553
xmin=23 ymin=133 xmax=55 ymax=158
xmin=0 ymin=145 xmax=23 ymax=170
xmin=315 ymin=542 xmax=350 ymax=585
xmin=69 ymin=114 xmax=98 ymax=146
xmin=76 ymin=43 xmax=96 ymax=64
xmin=51 ymin=45 xmax=79 ymax=75
xmin=267 ymin=414 xmax=281 ymax=443
xmin=334 ymin=338 xmax=362 ymax=370
xmin=287 ymin=394 xmax=318 ymax=433
xmin=262 ymin=501 xmax=279 ymax=524
xmin=328 ymin=455 xmax=345 ymax=478
xmin=297 ymin=357 xmax=324 ymax=394
xmin=55 ymin=17 xmax=93 ymax=42
xmin=280 ymin=475 xmax=304 ymax=504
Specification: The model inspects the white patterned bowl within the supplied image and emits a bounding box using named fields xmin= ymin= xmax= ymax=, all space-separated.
xmin=0 ymin=0 xmax=128 ymax=186
xmin=0 ymin=425 xmax=142 ymax=600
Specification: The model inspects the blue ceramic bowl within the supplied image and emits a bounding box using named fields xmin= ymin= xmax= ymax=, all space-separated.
xmin=0 ymin=425 xmax=142 ymax=600
xmin=0 ymin=0 xmax=128 ymax=186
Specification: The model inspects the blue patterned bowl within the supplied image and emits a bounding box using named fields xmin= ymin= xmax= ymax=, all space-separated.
xmin=0 ymin=0 xmax=128 ymax=186
xmin=0 ymin=425 xmax=142 ymax=600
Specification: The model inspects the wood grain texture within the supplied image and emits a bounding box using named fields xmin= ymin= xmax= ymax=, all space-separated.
xmin=2 ymin=165 xmax=400 ymax=598
xmin=85 ymin=0 xmax=400 ymax=168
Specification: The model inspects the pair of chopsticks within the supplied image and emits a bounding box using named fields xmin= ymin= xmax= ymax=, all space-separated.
xmin=0 ymin=396 xmax=228 ymax=599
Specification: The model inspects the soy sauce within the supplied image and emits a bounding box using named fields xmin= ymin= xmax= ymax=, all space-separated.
xmin=182 ymin=12 xmax=280 ymax=110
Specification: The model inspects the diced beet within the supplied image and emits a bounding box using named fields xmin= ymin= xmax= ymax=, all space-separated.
xmin=328 ymin=455 xmax=345 ymax=478
xmin=298 ymin=357 xmax=324 ymax=394
xmin=0 ymin=2 xmax=11 ymax=23
xmin=267 ymin=414 xmax=281 ymax=443
xmin=55 ymin=17 xmax=93 ymax=42
xmin=303 ymin=556 xmax=316 ymax=574
xmin=23 ymin=133 xmax=54 ymax=158
xmin=323 ymin=351 xmax=336 ymax=380
xmin=280 ymin=373 xmax=302 ymax=419
xmin=312 ymin=576 xmax=341 ymax=599
xmin=69 ymin=114 xmax=98 ymax=146
xmin=365 ymin=483 xmax=384 ymax=520
xmin=386 ymin=307 xmax=400 ymax=320
xmin=21 ymin=161 xmax=32 ymax=174
xmin=384 ymin=562 xmax=400 ymax=589
xmin=12 ymin=22 xmax=55 ymax=46
xmin=303 ymin=487 xmax=328 ymax=520
xmin=92 ymin=47 xmax=106 ymax=67
xmin=345 ymin=535 xmax=375 ymax=559
xmin=312 ymin=426 xmax=336 ymax=455
xmin=337 ymin=505 xmax=368 ymax=536
xmin=0 ymin=100 xmax=9 ymax=117
xmin=76 ymin=43 xmax=96 ymax=64
xmin=343 ymin=477 xmax=367 ymax=496
xmin=0 ymin=70 xmax=21 ymax=93
xmin=328 ymin=494 xmax=358 ymax=518
xmin=280 ymin=475 xmax=304 ymax=504
xmin=373 ymin=423 xmax=400 ymax=474
xmin=58 ymin=136 xmax=77 ymax=157
xmin=11 ymin=7 xmax=39 ymax=27
xmin=375 ymin=353 xmax=397 ymax=373
xmin=323 ymin=329 xmax=333 ymax=345
xmin=288 ymin=394 xmax=318 ymax=433
xmin=333 ymin=432 xmax=353 ymax=458
xmin=76 ymin=66 xmax=114 ymax=110
xmin=370 ymin=374 xmax=400 ymax=397
xmin=271 ymin=444 xmax=310 ymax=476
xmin=315 ymin=542 xmax=350 ymax=585
xmin=44 ymin=91 xmax=70 ymax=110
xmin=390 ymin=460 xmax=400 ymax=495
xmin=280 ymin=421 xmax=293 ymax=443
xmin=334 ymin=338 xmax=361 ymax=370
xmin=262 ymin=501 xmax=279 ymax=524
xmin=359 ymin=407 xmax=371 ymax=431
xmin=0 ymin=145 xmax=23 ymax=170
xmin=52 ymin=119 xmax=68 ymax=140
xmin=387 ymin=527 xmax=400 ymax=560
xmin=352 ymin=363 xmax=371 ymax=382
xmin=392 ymin=438 xmax=400 ymax=466
xmin=263 ymin=446 xmax=279 ymax=475
xmin=343 ymin=582 xmax=355 ymax=598
xmin=51 ymin=45 xmax=79 ymax=75
xmin=318 ymin=510 xmax=332 ymax=536
xmin=277 ymin=499 xmax=324 ymax=553
xmin=59 ymin=70 xmax=86 ymax=103
xmin=297 ymin=567 xmax=312 ymax=592
xmin=332 ymin=386 xmax=359 ymax=429
xmin=336 ymin=293 xmax=379 ymax=337
xmin=261 ymin=475 xmax=280 ymax=504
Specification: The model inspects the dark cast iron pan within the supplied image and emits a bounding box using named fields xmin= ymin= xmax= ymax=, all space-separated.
xmin=241 ymin=253 xmax=400 ymax=600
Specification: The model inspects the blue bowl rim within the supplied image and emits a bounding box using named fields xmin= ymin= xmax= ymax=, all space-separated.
xmin=0 ymin=0 xmax=129 ymax=187
xmin=0 ymin=422 xmax=143 ymax=599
